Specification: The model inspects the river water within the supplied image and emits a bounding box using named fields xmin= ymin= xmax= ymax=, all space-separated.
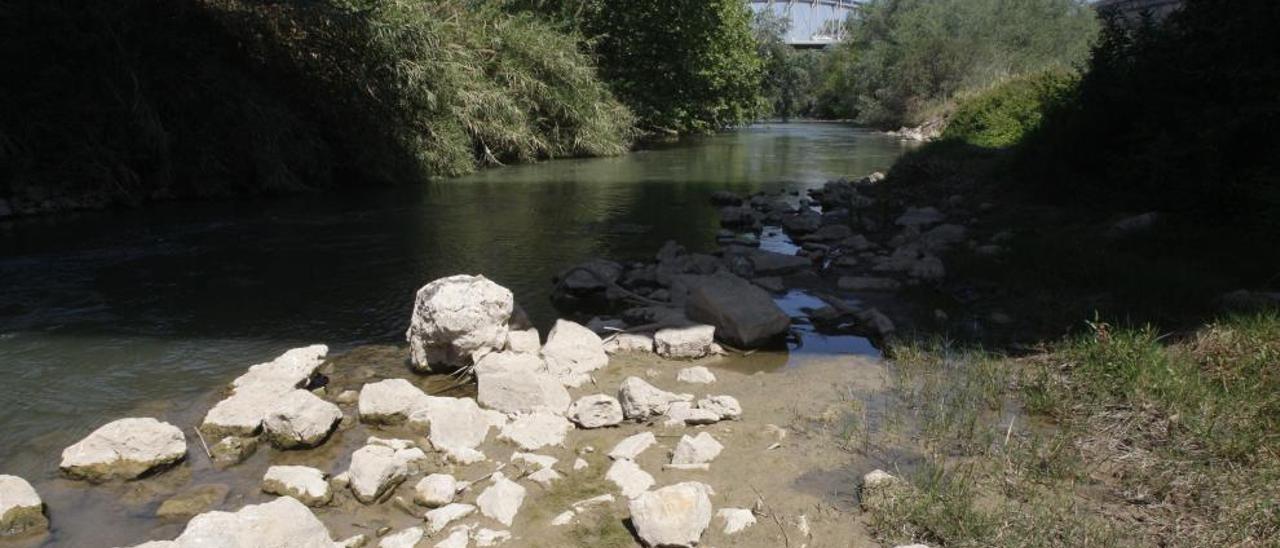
xmin=0 ymin=122 xmax=911 ymax=526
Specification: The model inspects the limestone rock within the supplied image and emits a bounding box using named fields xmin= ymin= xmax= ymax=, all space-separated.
xmin=671 ymin=433 xmax=723 ymax=465
xmin=424 ymin=503 xmax=475 ymax=535
xmin=628 ymin=482 xmax=713 ymax=547
xmin=262 ymin=390 xmax=343 ymax=449
xmin=0 ymin=475 xmax=46 ymax=537
xmin=605 ymin=459 xmax=654 ymax=498
xmin=499 ymin=413 xmax=571 ymax=451
xmin=505 ymin=328 xmax=540 ymax=354
xmin=608 ymin=432 xmax=656 ymax=461
xmin=209 ymin=436 xmax=258 ymax=467
xmin=160 ymin=496 xmax=338 ymax=547
xmin=717 ymin=508 xmax=756 ymax=535
xmin=378 ymin=527 xmax=423 ymax=548
xmin=603 ymin=332 xmax=655 ymax=354
xmin=410 ymin=396 xmax=492 ymax=455
xmin=202 ymin=346 xmax=329 ymax=438
xmin=473 ymin=528 xmax=512 ymax=547
xmin=697 ymin=395 xmax=742 ymax=420
xmin=541 ymin=320 xmax=608 ymax=387
xmin=676 ymin=367 xmax=716 ymax=384
xmin=406 ymin=275 xmax=514 ymax=371
xmin=654 ymin=325 xmax=717 ymax=359
xmin=231 ymin=345 xmax=328 ymax=393
xmin=567 ymin=394 xmax=624 ymax=429
xmin=414 ymin=474 xmax=457 ymax=508
xmin=347 ymin=445 xmax=408 ymax=503
xmin=60 ymin=417 xmax=187 ymax=482
xmin=263 ymin=466 xmax=331 ymax=507
xmin=434 ymin=526 xmax=472 ymax=548
xmin=475 ymin=353 xmax=570 ymax=415
xmin=683 ymin=273 xmax=790 ymax=348
xmin=476 ymin=472 xmax=526 ymax=527
xmin=357 ymin=379 xmax=430 ymax=425
xmin=618 ymin=377 xmax=692 ymax=420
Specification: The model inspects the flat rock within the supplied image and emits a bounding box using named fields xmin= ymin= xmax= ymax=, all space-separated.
xmin=413 ymin=474 xmax=457 ymax=508
xmin=263 ymin=466 xmax=331 ymax=507
xmin=425 ymin=503 xmax=475 ymax=535
xmin=654 ymin=325 xmax=717 ymax=359
xmin=60 ymin=417 xmax=187 ymax=482
xmin=541 ymin=320 xmax=609 ymax=387
xmin=606 ymin=459 xmax=654 ymax=498
xmin=676 ymin=367 xmax=716 ymax=384
xmin=0 ymin=475 xmax=46 ymax=537
xmin=475 ymin=353 xmax=570 ymax=415
xmin=628 ymin=482 xmax=713 ymax=547
xmin=231 ymin=345 xmax=328 ymax=393
xmin=152 ymin=496 xmax=338 ymax=547
xmin=717 ymin=508 xmax=757 ymax=534
xmin=608 ymin=432 xmax=656 ymax=461
xmin=683 ymin=273 xmax=790 ymax=348
xmin=262 ymin=390 xmax=343 ymax=449
xmin=406 ymin=275 xmax=514 ymax=371
xmin=567 ymin=394 xmax=624 ymax=429
xmin=409 ymin=396 xmax=492 ymax=454
xmin=618 ymin=377 xmax=692 ymax=420
xmin=671 ymin=433 xmax=723 ymax=465
xmin=697 ymin=395 xmax=742 ymax=420
xmin=603 ymin=332 xmax=655 ymax=354
xmin=378 ymin=526 xmax=423 ymax=548
xmin=357 ymin=379 xmax=430 ymax=425
xmin=476 ymin=472 xmax=526 ymax=527
xmin=499 ymin=412 xmax=571 ymax=450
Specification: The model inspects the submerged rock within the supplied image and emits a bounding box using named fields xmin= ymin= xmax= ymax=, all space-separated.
xmin=262 ymin=466 xmax=331 ymax=507
xmin=541 ymin=319 xmax=609 ymax=387
xmin=156 ymin=484 xmax=230 ymax=519
xmin=0 ymin=475 xmax=46 ymax=537
xmin=567 ymin=394 xmax=624 ymax=429
xmin=654 ymin=325 xmax=717 ymax=359
xmin=683 ymin=273 xmax=790 ymax=348
xmin=406 ymin=275 xmax=514 ymax=372
xmin=262 ymin=390 xmax=343 ymax=449
xmin=60 ymin=417 xmax=187 ymax=482
xmin=209 ymin=436 xmax=258 ymax=468
xmin=628 ymin=482 xmax=713 ymax=547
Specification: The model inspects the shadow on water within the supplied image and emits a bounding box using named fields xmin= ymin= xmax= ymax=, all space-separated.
xmin=0 ymin=124 xmax=913 ymax=532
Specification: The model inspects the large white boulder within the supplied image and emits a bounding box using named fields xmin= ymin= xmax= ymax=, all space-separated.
xmin=262 ymin=466 xmax=332 ymax=507
xmin=60 ymin=418 xmax=187 ymax=482
xmin=160 ymin=496 xmax=338 ymax=547
xmin=671 ymin=432 xmax=723 ymax=465
xmin=347 ymin=445 xmax=408 ymax=503
xmin=474 ymin=352 xmax=571 ymax=415
xmin=0 ymin=475 xmax=46 ymax=537
xmin=498 ymin=413 xmax=571 ymax=451
xmin=357 ymin=379 xmax=431 ymax=425
xmin=262 ymin=391 xmax=343 ymax=449
xmin=406 ymin=275 xmax=514 ymax=371
xmin=628 ymin=482 xmax=714 ymax=547
xmin=413 ymin=474 xmax=457 ymax=508
xmin=566 ymin=394 xmax=624 ymax=429
xmin=540 ymin=320 xmax=608 ymax=387
xmin=476 ymin=472 xmax=526 ymax=527
xmin=618 ymin=377 xmax=692 ymax=420
xmin=654 ymin=325 xmax=717 ymax=359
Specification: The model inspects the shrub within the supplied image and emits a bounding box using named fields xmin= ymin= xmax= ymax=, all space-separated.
xmin=942 ymin=70 xmax=1078 ymax=148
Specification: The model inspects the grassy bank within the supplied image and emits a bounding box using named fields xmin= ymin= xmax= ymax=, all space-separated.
xmin=851 ymin=314 xmax=1280 ymax=546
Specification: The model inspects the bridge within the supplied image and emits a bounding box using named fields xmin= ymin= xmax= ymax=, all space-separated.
xmin=749 ymin=0 xmax=863 ymax=48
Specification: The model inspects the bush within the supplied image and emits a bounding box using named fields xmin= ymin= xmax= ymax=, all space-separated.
xmin=942 ymin=70 xmax=1078 ymax=148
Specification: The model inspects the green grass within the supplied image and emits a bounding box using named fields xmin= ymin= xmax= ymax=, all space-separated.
xmin=942 ymin=70 xmax=1078 ymax=148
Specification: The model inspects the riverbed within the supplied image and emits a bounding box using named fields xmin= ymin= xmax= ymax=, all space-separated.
xmin=0 ymin=122 xmax=912 ymax=544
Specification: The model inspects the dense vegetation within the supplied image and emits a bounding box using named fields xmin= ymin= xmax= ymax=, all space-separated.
xmin=941 ymin=70 xmax=1078 ymax=148
xmin=817 ymin=0 xmax=1098 ymax=128
xmin=0 ymin=0 xmax=633 ymax=213
xmin=753 ymin=11 xmax=824 ymax=120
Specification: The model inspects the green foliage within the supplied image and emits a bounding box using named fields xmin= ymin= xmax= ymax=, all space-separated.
xmin=583 ymin=0 xmax=765 ymax=132
xmin=942 ymin=70 xmax=1078 ymax=148
xmin=1016 ymin=0 xmax=1280 ymax=233
xmin=754 ymin=11 xmax=826 ymax=120
xmin=0 ymin=0 xmax=633 ymax=211
xmin=819 ymin=0 xmax=1098 ymax=128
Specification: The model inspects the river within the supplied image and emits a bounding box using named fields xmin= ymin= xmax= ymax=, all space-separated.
xmin=0 ymin=122 xmax=911 ymax=542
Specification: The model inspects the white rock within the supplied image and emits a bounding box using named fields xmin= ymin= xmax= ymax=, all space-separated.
xmin=358 ymin=379 xmax=431 ymax=425
xmin=505 ymin=327 xmax=541 ymax=354
xmin=605 ymin=460 xmax=654 ymax=498
xmin=476 ymin=472 xmax=526 ymax=526
xmin=413 ymin=474 xmax=457 ymax=508
xmin=671 ymin=432 xmax=723 ymax=465
xmin=862 ymin=469 xmax=900 ymax=490
xmin=663 ymin=401 xmax=696 ymax=427
xmin=608 ymin=432 xmax=656 ymax=461
xmin=676 ymin=366 xmax=716 ymax=384
xmin=378 ymin=526 xmax=423 ymax=548
xmin=551 ymin=511 xmax=576 ymax=526
xmin=438 ymin=445 xmax=487 ymax=465
xmin=434 ymin=526 xmax=471 ymax=548
xmin=654 ymin=325 xmax=716 ymax=359
xmin=717 ymin=508 xmax=756 ymax=535
xmin=697 ymin=395 xmax=742 ymax=420
xmin=618 ymin=377 xmax=692 ymax=420
xmin=683 ymin=409 xmax=722 ymax=425
xmin=498 ymin=412 xmax=571 ymax=450
xmin=231 ymin=345 xmax=328 ymax=393
xmin=347 ymin=445 xmax=408 ymax=503
xmin=0 ymin=475 xmax=46 ymax=537
xmin=406 ymin=275 xmax=514 ymax=371
xmin=60 ymin=418 xmax=187 ymax=482
xmin=409 ymin=396 xmax=491 ymax=454
xmin=475 ymin=353 xmax=570 ymax=415
xmin=262 ymin=390 xmax=343 ymax=449
xmin=567 ymin=394 xmax=624 ymax=429
xmin=528 ymin=468 xmax=562 ymax=487
xmin=603 ymin=332 xmax=654 ymax=354
xmin=540 ymin=320 xmax=608 ymax=387
xmin=473 ymin=528 xmax=512 ymax=547
xmin=573 ymin=458 xmax=589 ymax=471
xmin=628 ymin=482 xmax=713 ymax=547
xmin=159 ymin=496 xmax=338 ymax=547
xmin=425 ymin=503 xmax=476 ymax=535
xmin=262 ymin=465 xmax=332 ymax=507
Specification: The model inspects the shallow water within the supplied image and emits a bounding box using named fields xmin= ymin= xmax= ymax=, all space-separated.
xmin=0 ymin=123 xmax=912 ymax=534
